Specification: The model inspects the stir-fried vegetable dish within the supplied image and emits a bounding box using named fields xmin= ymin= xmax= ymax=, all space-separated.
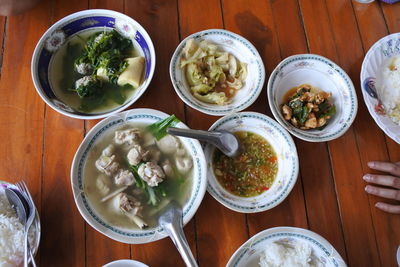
xmin=281 ymin=84 xmax=336 ymax=130
xmin=212 ymin=131 xmax=278 ymax=197
xmin=180 ymin=39 xmax=247 ymax=105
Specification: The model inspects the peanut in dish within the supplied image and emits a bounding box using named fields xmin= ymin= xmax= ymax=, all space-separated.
xmin=281 ymin=84 xmax=336 ymax=130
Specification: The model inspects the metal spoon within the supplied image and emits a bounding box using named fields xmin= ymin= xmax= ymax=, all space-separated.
xmin=167 ymin=127 xmax=240 ymax=157
xmin=5 ymin=188 xmax=30 ymax=267
xmin=158 ymin=201 xmax=198 ymax=267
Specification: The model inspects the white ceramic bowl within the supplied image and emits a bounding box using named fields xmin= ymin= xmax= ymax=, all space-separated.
xmin=170 ymin=29 xmax=265 ymax=116
xmin=361 ymin=33 xmax=400 ymax=144
xmin=31 ymin=9 xmax=156 ymax=120
xmin=204 ymin=112 xmax=298 ymax=213
xmin=226 ymin=227 xmax=346 ymax=267
xmin=268 ymin=54 xmax=358 ymax=142
xmin=0 ymin=181 xmax=41 ymax=264
xmin=103 ymin=259 xmax=149 ymax=267
xmin=71 ymin=108 xmax=207 ymax=244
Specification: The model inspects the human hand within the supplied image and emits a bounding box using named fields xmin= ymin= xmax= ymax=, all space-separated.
xmin=363 ymin=161 xmax=400 ymax=214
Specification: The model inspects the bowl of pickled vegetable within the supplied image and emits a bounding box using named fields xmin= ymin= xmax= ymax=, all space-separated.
xmin=267 ymin=54 xmax=358 ymax=142
xmin=170 ymin=29 xmax=265 ymax=116
xmin=32 ymin=9 xmax=155 ymax=119
xmin=204 ymin=112 xmax=299 ymax=213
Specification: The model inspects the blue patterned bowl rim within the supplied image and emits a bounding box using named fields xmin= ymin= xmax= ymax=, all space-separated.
xmin=31 ymin=9 xmax=156 ymax=120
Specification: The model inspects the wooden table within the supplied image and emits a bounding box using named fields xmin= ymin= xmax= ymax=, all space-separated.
xmin=1 ymin=0 xmax=399 ymax=266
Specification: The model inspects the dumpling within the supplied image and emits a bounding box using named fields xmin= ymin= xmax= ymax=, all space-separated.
xmin=117 ymin=56 xmax=145 ymax=88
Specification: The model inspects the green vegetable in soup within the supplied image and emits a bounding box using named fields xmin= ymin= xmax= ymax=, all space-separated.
xmin=146 ymin=115 xmax=181 ymax=141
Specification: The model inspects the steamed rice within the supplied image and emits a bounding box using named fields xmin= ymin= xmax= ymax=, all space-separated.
xmin=375 ymin=56 xmax=400 ymax=124
xmin=0 ymin=187 xmax=35 ymax=267
xmin=259 ymin=241 xmax=323 ymax=267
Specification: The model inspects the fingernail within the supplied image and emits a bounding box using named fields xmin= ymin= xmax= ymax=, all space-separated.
xmin=368 ymin=162 xmax=374 ymax=168
xmin=365 ymin=186 xmax=372 ymax=193
xmin=363 ymin=174 xmax=371 ymax=181
xmin=375 ymin=202 xmax=382 ymax=208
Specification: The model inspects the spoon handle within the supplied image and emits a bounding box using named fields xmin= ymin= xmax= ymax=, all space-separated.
xmin=28 ymin=240 xmax=36 ymax=267
xmin=162 ymin=221 xmax=198 ymax=267
xmin=167 ymin=127 xmax=221 ymax=144
xmin=23 ymin=228 xmax=28 ymax=267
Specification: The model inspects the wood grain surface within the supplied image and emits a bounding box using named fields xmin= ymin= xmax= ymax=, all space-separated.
xmin=0 ymin=0 xmax=399 ymax=266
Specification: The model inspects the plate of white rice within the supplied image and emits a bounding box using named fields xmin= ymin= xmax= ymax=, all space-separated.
xmin=361 ymin=32 xmax=400 ymax=144
xmin=0 ymin=181 xmax=40 ymax=267
xmin=226 ymin=227 xmax=346 ymax=267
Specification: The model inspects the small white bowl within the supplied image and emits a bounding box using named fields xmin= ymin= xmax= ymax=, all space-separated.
xmin=103 ymin=259 xmax=149 ymax=267
xmin=204 ymin=112 xmax=299 ymax=213
xmin=170 ymin=29 xmax=265 ymax=116
xmin=71 ymin=108 xmax=207 ymax=244
xmin=226 ymin=227 xmax=346 ymax=267
xmin=31 ymin=9 xmax=156 ymax=120
xmin=268 ymin=54 xmax=358 ymax=142
xmin=361 ymin=33 xmax=400 ymax=144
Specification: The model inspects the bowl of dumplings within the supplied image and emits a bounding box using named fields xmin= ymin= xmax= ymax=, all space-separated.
xmin=31 ymin=9 xmax=156 ymax=119
xmin=71 ymin=108 xmax=207 ymax=244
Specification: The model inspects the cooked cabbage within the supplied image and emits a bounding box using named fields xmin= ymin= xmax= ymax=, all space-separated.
xmin=180 ymin=38 xmax=247 ymax=105
xmin=193 ymin=92 xmax=227 ymax=105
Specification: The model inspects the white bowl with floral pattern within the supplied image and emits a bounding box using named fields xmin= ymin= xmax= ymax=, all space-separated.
xmin=31 ymin=9 xmax=155 ymax=120
xmin=226 ymin=227 xmax=346 ymax=267
xmin=361 ymin=33 xmax=400 ymax=144
xmin=170 ymin=29 xmax=265 ymax=116
xmin=267 ymin=54 xmax=358 ymax=142
xmin=204 ymin=112 xmax=298 ymax=213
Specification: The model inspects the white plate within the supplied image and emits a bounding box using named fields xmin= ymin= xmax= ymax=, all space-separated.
xmin=268 ymin=54 xmax=358 ymax=142
xmin=226 ymin=227 xmax=347 ymax=267
xmin=71 ymin=108 xmax=207 ymax=244
xmin=170 ymin=29 xmax=265 ymax=116
xmin=204 ymin=112 xmax=298 ymax=213
xmin=360 ymin=32 xmax=400 ymax=144
xmin=103 ymin=259 xmax=149 ymax=267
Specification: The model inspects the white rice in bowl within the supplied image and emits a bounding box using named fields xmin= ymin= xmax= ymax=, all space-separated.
xmin=0 ymin=186 xmax=35 ymax=267
xmin=375 ymin=55 xmax=400 ymax=124
xmin=259 ymin=241 xmax=323 ymax=267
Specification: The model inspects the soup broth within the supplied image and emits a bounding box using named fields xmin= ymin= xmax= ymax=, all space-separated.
xmin=49 ymin=29 xmax=140 ymax=114
xmin=84 ymin=123 xmax=193 ymax=229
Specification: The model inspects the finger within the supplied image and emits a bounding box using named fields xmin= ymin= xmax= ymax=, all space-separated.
xmin=363 ymin=174 xmax=400 ymax=189
xmin=365 ymin=185 xmax=400 ymax=200
xmin=375 ymin=202 xmax=400 ymax=214
xmin=367 ymin=161 xmax=400 ymax=176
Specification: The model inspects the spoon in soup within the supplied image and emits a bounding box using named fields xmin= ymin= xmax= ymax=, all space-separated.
xmin=167 ymin=128 xmax=240 ymax=158
xmin=158 ymin=201 xmax=198 ymax=267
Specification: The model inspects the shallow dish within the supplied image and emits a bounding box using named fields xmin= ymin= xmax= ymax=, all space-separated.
xmin=0 ymin=181 xmax=41 ymax=264
xmin=226 ymin=227 xmax=346 ymax=267
xmin=204 ymin=112 xmax=298 ymax=213
xmin=170 ymin=29 xmax=265 ymax=116
xmin=71 ymin=108 xmax=207 ymax=244
xmin=360 ymin=32 xmax=400 ymax=144
xmin=31 ymin=9 xmax=155 ymax=120
xmin=103 ymin=259 xmax=149 ymax=267
xmin=268 ymin=54 xmax=357 ymax=142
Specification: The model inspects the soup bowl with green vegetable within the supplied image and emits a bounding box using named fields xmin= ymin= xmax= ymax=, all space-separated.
xmin=204 ymin=112 xmax=299 ymax=213
xmin=32 ymin=9 xmax=155 ymax=119
xmin=71 ymin=109 xmax=207 ymax=244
